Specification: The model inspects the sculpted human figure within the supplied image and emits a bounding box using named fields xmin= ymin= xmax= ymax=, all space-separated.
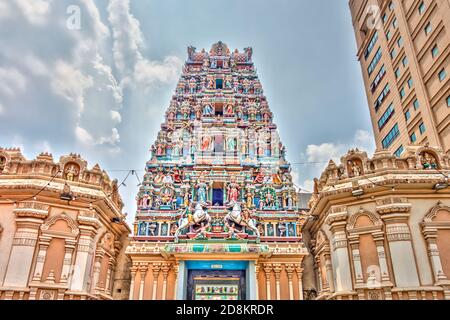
xmin=226 ymin=176 xmax=240 ymax=203
xmin=65 ymin=164 xmax=79 ymax=181
xmin=349 ymin=160 xmax=361 ymax=177
xmin=196 ymin=174 xmax=208 ymax=203
xmin=203 ymin=104 xmax=213 ymax=116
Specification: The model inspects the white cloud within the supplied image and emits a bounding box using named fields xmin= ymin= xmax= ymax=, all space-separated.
xmin=14 ymin=0 xmax=52 ymax=25
xmin=298 ymin=129 xmax=376 ymax=191
xmin=93 ymin=54 xmax=123 ymax=105
xmin=0 ymin=102 xmax=4 ymax=115
xmin=134 ymin=56 xmax=183 ymax=87
xmin=107 ymin=0 xmax=182 ymax=86
xmin=98 ymin=127 xmax=120 ymax=145
xmin=111 ymin=110 xmax=122 ymax=123
xmin=23 ymin=54 xmax=49 ymax=76
xmin=51 ymin=61 xmax=94 ymax=115
xmin=305 ymin=142 xmax=342 ymax=163
xmin=0 ymin=67 xmax=27 ymax=96
xmin=75 ymin=126 xmax=94 ymax=145
xmin=354 ymin=129 xmax=376 ymax=151
xmin=0 ymin=1 xmax=12 ymax=20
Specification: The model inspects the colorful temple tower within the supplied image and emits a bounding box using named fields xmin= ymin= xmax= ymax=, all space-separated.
xmin=126 ymin=42 xmax=308 ymax=300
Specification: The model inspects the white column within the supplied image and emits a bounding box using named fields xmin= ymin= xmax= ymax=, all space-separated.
xmin=3 ymin=212 xmax=47 ymax=287
xmin=273 ymin=264 xmax=282 ymax=300
xmin=374 ymin=237 xmax=391 ymax=283
xmin=295 ymin=265 xmax=304 ymax=300
xmin=331 ymin=231 xmax=353 ymax=291
xmin=176 ymin=261 xmax=186 ymax=300
xmin=255 ymin=264 xmax=260 ymax=300
xmin=70 ymin=225 xmax=98 ymax=291
xmin=152 ymin=263 xmax=161 ymax=300
xmin=285 ymin=264 xmax=294 ymax=300
xmin=138 ymin=264 xmax=148 ymax=300
xmin=173 ymin=262 xmax=179 ymax=300
xmin=248 ymin=261 xmax=257 ymax=300
xmin=425 ymin=238 xmax=447 ymax=283
xmin=60 ymin=240 xmax=76 ymax=285
xmin=324 ymin=253 xmax=335 ymax=293
xmin=129 ymin=267 xmax=137 ymax=300
xmin=385 ymin=223 xmax=420 ymax=287
xmin=161 ymin=263 xmax=171 ymax=300
xmin=326 ymin=212 xmax=352 ymax=293
xmin=91 ymin=252 xmax=103 ymax=292
xmin=263 ymin=264 xmax=272 ymax=300
xmin=32 ymin=239 xmax=50 ymax=281
xmin=350 ymin=241 xmax=364 ymax=285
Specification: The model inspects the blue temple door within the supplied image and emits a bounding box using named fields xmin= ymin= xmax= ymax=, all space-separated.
xmin=212 ymin=189 xmax=224 ymax=206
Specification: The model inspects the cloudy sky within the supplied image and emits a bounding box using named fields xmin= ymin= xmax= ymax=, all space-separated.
xmin=0 ymin=0 xmax=375 ymax=224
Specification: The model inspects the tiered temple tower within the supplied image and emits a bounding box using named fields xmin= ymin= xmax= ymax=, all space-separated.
xmin=126 ymin=42 xmax=308 ymax=300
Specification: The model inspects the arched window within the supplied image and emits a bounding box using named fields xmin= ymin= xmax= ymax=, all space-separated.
xmin=34 ymin=214 xmax=79 ymax=284
xmin=347 ymin=209 xmax=389 ymax=287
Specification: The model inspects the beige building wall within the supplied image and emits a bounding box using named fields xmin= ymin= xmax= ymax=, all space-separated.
xmin=349 ymin=0 xmax=450 ymax=156
xmin=0 ymin=148 xmax=130 ymax=300
xmin=307 ymin=146 xmax=450 ymax=300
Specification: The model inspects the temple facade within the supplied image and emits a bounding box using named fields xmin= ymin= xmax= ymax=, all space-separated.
xmin=306 ymin=146 xmax=450 ymax=300
xmin=0 ymin=148 xmax=130 ymax=300
xmin=126 ymin=42 xmax=308 ymax=300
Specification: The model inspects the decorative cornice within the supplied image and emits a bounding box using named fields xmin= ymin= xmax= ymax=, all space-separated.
xmin=13 ymin=201 xmax=49 ymax=219
xmin=376 ymin=197 xmax=411 ymax=215
xmin=325 ymin=211 xmax=348 ymax=226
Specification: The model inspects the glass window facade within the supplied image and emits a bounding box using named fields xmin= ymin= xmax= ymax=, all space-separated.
xmin=368 ymin=48 xmax=382 ymax=76
xmin=382 ymin=123 xmax=400 ymax=148
xmin=378 ymin=103 xmax=395 ymax=129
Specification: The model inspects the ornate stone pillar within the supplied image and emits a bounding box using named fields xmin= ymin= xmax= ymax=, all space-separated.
xmin=326 ymin=209 xmax=352 ymax=292
xmin=373 ymin=234 xmax=392 ymax=284
xmin=161 ymin=263 xmax=171 ymax=300
xmin=324 ymin=252 xmax=335 ymax=293
xmin=273 ymin=263 xmax=282 ymax=300
xmin=295 ymin=265 xmax=304 ymax=300
xmin=105 ymin=257 xmax=115 ymax=294
xmin=348 ymin=237 xmax=364 ymax=286
xmin=129 ymin=265 xmax=138 ymax=300
xmin=3 ymin=202 xmax=49 ymax=288
xmin=71 ymin=214 xmax=100 ymax=292
xmin=285 ymin=264 xmax=295 ymax=300
xmin=377 ymin=199 xmax=420 ymax=287
xmin=173 ymin=262 xmax=179 ymax=300
xmin=263 ymin=264 xmax=272 ymax=300
xmin=60 ymin=239 xmax=77 ymax=285
xmin=255 ymin=264 xmax=260 ymax=300
xmin=424 ymin=236 xmax=447 ymax=283
xmin=92 ymin=251 xmax=104 ymax=292
xmin=151 ymin=263 xmax=161 ymax=300
xmin=32 ymin=236 xmax=51 ymax=282
xmin=138 ymin=263 xmax=148 ymax=300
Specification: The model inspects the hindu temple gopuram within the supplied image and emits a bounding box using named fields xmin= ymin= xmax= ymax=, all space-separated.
xmin=126 ymin=42 xmax=308 ymax=300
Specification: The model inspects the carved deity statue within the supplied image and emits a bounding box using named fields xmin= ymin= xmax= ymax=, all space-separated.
xmin=65 ymin=164 xmax=79 ymax=181
xmin=172 ymin=166 xmax=182 ymax=183
xmin=349 ymin=160 xmax=361 ymax=177
xmin=203 ymin=104 xmax=214 ymax=116
xmin=226 ymin=176 xmax=240 ymax=203
xmin=245 ymin=185 xmax=255 ymax=208
xmin=195 ymin=174 xmax=209 ymax=203
xmin=420 ymin=152 xmax=438 ymax=169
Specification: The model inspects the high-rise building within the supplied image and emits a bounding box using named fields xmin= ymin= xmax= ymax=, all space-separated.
xmin=349 ymin=0 xmax=450 ymax=156
xmin=126 ymin=42 xmax=309 ymax=300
